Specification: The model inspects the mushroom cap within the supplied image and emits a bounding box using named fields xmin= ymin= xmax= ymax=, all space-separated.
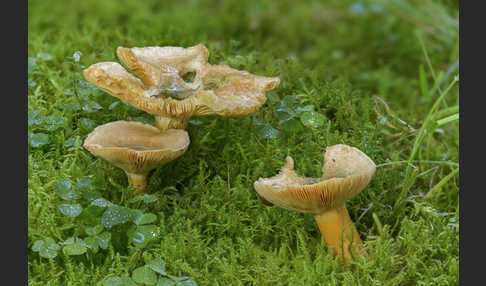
xmin=83 ymin=121 xmax=190 ymax=175
xmin=253 ymin=144 xmax=376 ymax=214
xmin=83 ymin=44 xmax=280 ymax=119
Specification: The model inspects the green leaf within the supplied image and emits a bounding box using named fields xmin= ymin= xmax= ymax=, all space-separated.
xmin=300 ymin=111 xmax=326 ymax=128
xmin=32 ymin=240 xmax=44 ymax=252
xmin=62 ymin=238 xmax=87 ymax=256
xmin=74 ymin=177 xmax=94 ymax=191
xmin=44 ymin=113 xmax=66 ymax=131
xmin=167 ymin=275 xmax=189 ymax=282
xmin=253 ymin=119 xmax=280 ymax=139
xmin=29 ymin=133 xmax=50 ymax=148
xmin=96 ymin=232 xmax=112 ymax=249
xmin=82 ymin=100 xmax=103 ymax=113
xmin=102 ymin=206 xmax=133 ymax=228
xmin=129 ymin=194 xmax=158 ymax=204
xmin=108 ymin=101 xmax=120 ymax=110
xmin=129 ymin=225 xmax=161 ymax=248
xmin=64 ymin=137 xmax=79 ymax=148
xmin=105 ymin=276 xmax=138 ymax=286
xmin=28 ymin=57 xmax=37 ymax=74
xmin=62 ymin=98 xmax=82 ymax=112
xmin=148 ymin=258 xmax=167 ymax=276
xmin=58 ymin=203 xmax=83 ymax=217
xmin=256 ymin=124 xmax=280 ymax=139
xmin=176 ymin=280 xmax=197 ymax=286
xmin=280 ymin=118 xmax=303 ymax=133
xmin=132 ymin=265 xmax=158 ymax=286
xmin=275 ymin=110 xmax=295 ymax=123
xmin=32 ymin=238 xmax=60 ymax=259
xmin=266 ymin=91 xmax=280 ymax=104
xmin=133 ymin=212 xmax=157 ymax=226
xmin=82 ymin=190 xmax=103 ymax=201
xmin=157 ymin=277 xmax=176 ymax=286
xmin=85 ymin=224 xmax=104 ymax=236
xmin=28 ymin=110 xmax=45 ymax=126
xmin=295 ymin=105 xmax=315 ymax=116
xmin=54 ymin=180 xmax=79 ymax=200
xmin=79 ymin=118 xmax=96 ymax=132
xmin=277 ymin=95 xmax=298 ymax=110
xmin=84 ymin=236 xmax=99 ymax=253
xmin=91 ymin=198 xmax=114 ymax=207
xmin=78 ymin=205 xmax=105 ymax=225
xmin=189 ymin=119 xmax=203 ymax=126
xmin=436 ymin=113 xmax=459 ymax=126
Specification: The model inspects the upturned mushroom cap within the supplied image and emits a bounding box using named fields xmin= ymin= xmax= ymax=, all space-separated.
xmin=83 ymin=44 xmax=280 ymax=120
xmin=83 ymin=121 xmax=190 ymax=175
xmin=253 ymin=144 xmax=376 ymax=214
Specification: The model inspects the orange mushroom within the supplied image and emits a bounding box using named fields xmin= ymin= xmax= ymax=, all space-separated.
xmin=254 ymin=144 xmax=376 ymax=262
xmin=83 ymin=121 xmax=190 ymax=195
xmin=83 ymin=44 xmax=280 ymax=130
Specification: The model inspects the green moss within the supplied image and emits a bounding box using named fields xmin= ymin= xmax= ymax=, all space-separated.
xmin=28 ymin=0 xmax=458 ymax=285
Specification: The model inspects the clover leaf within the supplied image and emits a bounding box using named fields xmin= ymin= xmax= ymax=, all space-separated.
xmin=300 ymin=111 xmax=326 ymax=128
xmin=54 ymin=180 xmax=80 ymax=200
xmin=132 ymin=265 xmax=158 ymax=286
xmin=157 ymin=277 xmax=176 ymax=286
xmin=101 ymin=205 xmax=134 ymax=228
xmin=79 ymin=117 xmax=97 ymax=132
xmin=32 ymin=237 xmax=60 ymax=259
xmin=175 ymin=280 xmax=197 ymax=286
xmin=105 ymin=276 xmax=138 ymax=286
xmin=253 ymin=118 xmax=280 ymax=139
xmin=92 ymin=198 xmax=114 ymax=207
xmin=85 ymin=224 xmax=104 ymax=236
xmin=58 ymin=203 xmax=83 ymax=218
xmin=78 ymin=205 xmax=106 ymax=225
xmin=128 ymin=225 xmax=160 ymax=248
xmin=129 ymin=194 xmax=158 ymax=204
xmin=28 ymin=110 xmax=45 ymax=126
xmin=148 ymin=258 xmax=167 ymax=276
xmin=62 ymin=237 xmax=88 ymax=256
xmin=132 ymin=210 xmax=157 ymax=226
xmin=44 ymin=113 xmax=66 ymax=131
xmin=29 ymin=133 xmax=50 ymax=148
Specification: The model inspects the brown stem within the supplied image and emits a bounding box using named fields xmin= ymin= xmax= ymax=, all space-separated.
xmin=314 ymin=205 xmax=366 ymax=263
xmin=154 ymin=115 xmax=189 ymax=131
xmin=126 ymin=172 xmax=148 ymax=195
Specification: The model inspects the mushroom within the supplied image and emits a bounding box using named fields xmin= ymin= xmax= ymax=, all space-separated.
xmin=83 ymin=44 xmax=280 ymax=131
xmin=83 ymin=120 xmax=190 ymax=195
xmin=253 ymin=144 xmax=376 ymax=262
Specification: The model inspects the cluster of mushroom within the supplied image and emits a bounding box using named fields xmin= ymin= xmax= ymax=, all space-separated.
xmin=82 ymin=43 xmax=377 ymax=264
xmin=83 ymin=44 xmax=280 ymax=194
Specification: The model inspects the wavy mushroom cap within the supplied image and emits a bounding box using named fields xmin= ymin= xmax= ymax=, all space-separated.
xmin=254 ymin=144 xmax=376 ymax=214
xmin=83 ymin=121 xmax=190 ymax=174
xmin=83 ymin=44 xmax=280 ymax=119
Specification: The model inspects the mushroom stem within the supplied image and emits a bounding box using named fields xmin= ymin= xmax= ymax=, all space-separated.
xmin=314 ymin=205 xmax=365 ymax=263
xmin=126 ymin=172 xmax=149 ymax=195
xmin=154 ymin=115 xmax=189 ymax=131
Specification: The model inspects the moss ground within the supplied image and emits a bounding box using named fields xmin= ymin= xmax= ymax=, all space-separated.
xmin=28 ymin=0 xmax=459 ymax=285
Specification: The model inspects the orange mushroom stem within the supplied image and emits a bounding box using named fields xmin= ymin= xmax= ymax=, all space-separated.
xmin=314 ymin=205 xmax=364 ymax=261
